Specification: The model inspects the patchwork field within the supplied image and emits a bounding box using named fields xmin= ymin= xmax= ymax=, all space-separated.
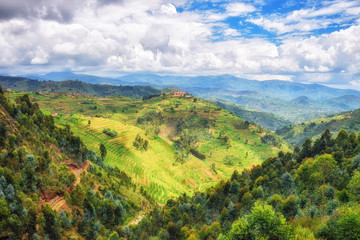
xmin=8 ymin=91 xmax=289 ymax=203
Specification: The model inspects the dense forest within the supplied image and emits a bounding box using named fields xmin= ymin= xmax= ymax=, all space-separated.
xmin=0 ymin=85 xmax=152 ymax=239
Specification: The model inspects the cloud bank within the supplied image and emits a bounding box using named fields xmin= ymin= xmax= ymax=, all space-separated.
xmin=0 ymin=0 xmax=360 ymax=89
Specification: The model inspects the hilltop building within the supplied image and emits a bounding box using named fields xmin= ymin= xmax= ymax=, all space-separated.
xmin=170 ymin=91 xmax=187 ymax=96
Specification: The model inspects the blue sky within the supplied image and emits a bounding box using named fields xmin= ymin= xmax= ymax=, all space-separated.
xmin=0 ymin=0 xmax=360 ymax=89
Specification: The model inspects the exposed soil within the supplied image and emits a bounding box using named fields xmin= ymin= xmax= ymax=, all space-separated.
xmin=130 ymin=215 xmax=144 ymax=225
xmin=43 ymin=160 xmax=90 ymax=213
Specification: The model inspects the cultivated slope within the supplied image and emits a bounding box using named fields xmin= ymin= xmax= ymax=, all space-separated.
xmin=8 ymin=91 xmax=289 ymax=204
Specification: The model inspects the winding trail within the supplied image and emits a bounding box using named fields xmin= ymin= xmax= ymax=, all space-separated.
xmin=45 ymin=160 xmax=90 ymax=212
xmin=129 ymin=215 xmax=144 ymax=225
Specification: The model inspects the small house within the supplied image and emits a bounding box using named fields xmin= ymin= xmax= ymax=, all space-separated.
xmin=170 ymin=91 xmax=187 ymax=96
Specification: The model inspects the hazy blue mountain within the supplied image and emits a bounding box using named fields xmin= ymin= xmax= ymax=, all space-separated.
xmin=291 ymin=96 xmax=311 ymax=105
xmin=20 ymin=72 xmax=360 ymax=100
xmin=21 ymin=71 xmax=129 ymax=85
xmin=116 ymin=73 xmax=360 ymax=100
xmin=185 ymin=87 xmax=360 ymax=124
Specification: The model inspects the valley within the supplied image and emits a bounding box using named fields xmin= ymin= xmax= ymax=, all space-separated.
xmin=277 ymin=109 xmax=360 ymax=146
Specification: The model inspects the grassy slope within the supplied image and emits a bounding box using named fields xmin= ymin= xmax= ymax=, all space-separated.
xmin=8 ymin=91 xmax=289 ymax=204
xmin=276 ymin=109 xmax=360 ymax=146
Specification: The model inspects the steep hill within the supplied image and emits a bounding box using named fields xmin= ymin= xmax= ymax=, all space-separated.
xmin=0 ymin=86 xmax=152 ymax=239
xmin=129 ymin=128 xmax=360 ymax=240
xmin=276 ymin=109 xmax=360 ymax=146
xmin=7 ymin=91 xmax=289 ymax=204
xmin=0 ymin=75 xmax=160 ymax=98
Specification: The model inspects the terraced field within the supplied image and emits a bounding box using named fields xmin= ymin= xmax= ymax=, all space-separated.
xmin=64 ymin=116 xmax=223 ymax=203
xmin=8 ymin=91 xmax=289 ymax=203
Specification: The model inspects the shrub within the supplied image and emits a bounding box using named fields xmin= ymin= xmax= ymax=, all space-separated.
xmin=190 ymin=148 xmax=205 ymax=160
xmin=102 ymin=128 xmax=118 ymax=138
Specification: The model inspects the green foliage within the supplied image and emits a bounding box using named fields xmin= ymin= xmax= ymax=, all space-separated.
xmin=102 ymin=128 xmax=118 ymax=138
xmin=348 ymin=171 xmax=360 ymax=198
xmin=220 ymin=202 xmax=290 ymax=240
xmin=317 ymin=206 xmax=360 ymax=240
xmin=133 ymin=133 xmax=149 ymax=151
xmin=100 ymin=143 xmax=107 ymax=159
xmin=223 ymin=155 xmax=242 ymax=166
xmin=41 ymin=204 xmax=61 ymax=240
xmin=189 ymin=148 xmax=205 ymax=160
xmin=261 ymin=134 xmax=281 ymax=147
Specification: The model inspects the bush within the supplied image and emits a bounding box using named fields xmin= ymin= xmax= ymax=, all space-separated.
xmin=223 ymin=155 xmax=242 ymax=166
xmin=133 ymin=134 xmax=149 ymax=151
xmin=190 ymin=148 xmax=205 ymax=160
xmin=102 ymin=128 xmax=118 ymax=138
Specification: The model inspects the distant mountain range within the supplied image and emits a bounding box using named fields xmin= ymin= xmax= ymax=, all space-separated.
xmin=0 ymin=76 xmax=160 ymax=98
xmin=19 ymin=71 xmax=360 ymax=100
xmin=7 ymin=71 xmax=360 ymax=128
xmin=186 ymin=87 xmax=360 ymax=124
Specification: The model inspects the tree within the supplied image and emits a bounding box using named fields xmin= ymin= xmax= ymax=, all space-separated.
xmin=313 ymin=154 xmax=337 ymax=186
xmin=316 ymin=205 xmax=360 ymax=240
xmin=220 ymin=202 xmax=290 ymax=240
xmin=336 ymin=129 xmax=349 ymax=147
xmin=281 ymin=172 xmax=295 ymax=196
xmin=246 ymin=202 xmax=290 ymax=239
xmin=348 ymin=171 xmax=360 ymax=198
xmin=109 ymin=231 xmax=120 ymax=240
xmin=41 ymin=204 xmax=60 ymax=240
xmin=100 ymin=143 xmax=107 ymax=160
xmin=299 ymin=138 xmax=312 ymax=160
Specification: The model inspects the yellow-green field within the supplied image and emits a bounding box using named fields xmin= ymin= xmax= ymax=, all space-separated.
xmin=8 ymin=91 xmax=288 ymax=203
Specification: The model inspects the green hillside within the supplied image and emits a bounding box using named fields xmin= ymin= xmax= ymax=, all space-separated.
xmin=7 ymin=91 xmax=289 ymax=204
xmin=0 ymin=75 xmax=160 ymax=98
xmin=277 ymin=109 xmax=360 ymax=146
xmin=0 ymin=86 xmax=152 ymax=239
xmin=129 ymin=128 xmax=360 ymax=240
